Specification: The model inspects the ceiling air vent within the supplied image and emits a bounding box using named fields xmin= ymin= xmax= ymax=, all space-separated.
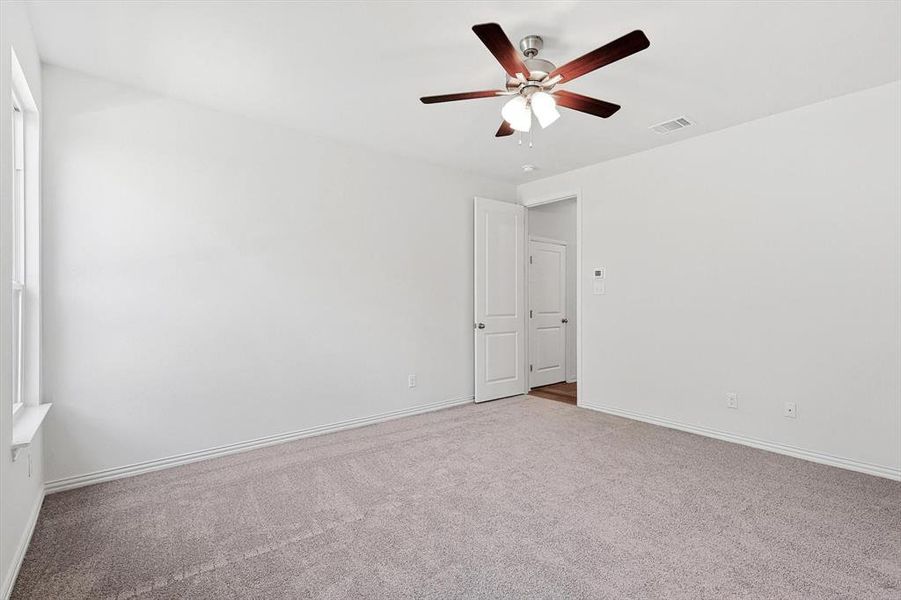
xmin=650 ymin=116 xmax=694 ymax=135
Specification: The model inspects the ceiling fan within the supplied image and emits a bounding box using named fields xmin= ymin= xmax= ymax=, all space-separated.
xmin=420 ymin=23 xmax=649 ymax=137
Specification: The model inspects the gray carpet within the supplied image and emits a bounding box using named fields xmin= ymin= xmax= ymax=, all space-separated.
xmin=12 ymin=396 xmax=901 ymax=599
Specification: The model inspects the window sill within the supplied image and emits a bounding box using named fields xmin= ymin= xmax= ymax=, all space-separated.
xmin=11 ymin=403 xmax=51 ymax=461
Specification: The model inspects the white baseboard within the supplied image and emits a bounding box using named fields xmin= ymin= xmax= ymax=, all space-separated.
xmin=46 ymin=395 xmax=473 ymax=494
xmin=1 ymin=489 xmax=44 ymax=600
xmin=579 ymin=401 xmax=901 ymax=481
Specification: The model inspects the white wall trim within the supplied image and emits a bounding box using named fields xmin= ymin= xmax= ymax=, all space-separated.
xmin=529 ymin=235 xmax=567 ymax=247
xmin=520 ymin=190 xmax=582 ymax=209
xmin=1 ymin=489 xmax=43 ymax=600
xmin=581 ymin=401 xmax=901 ymax=481
xmin=46 ymin=395 xmax=473 ymax=494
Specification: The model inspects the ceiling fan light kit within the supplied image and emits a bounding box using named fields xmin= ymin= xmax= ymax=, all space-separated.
xmin=420 ymin=23 xmax=649 ymax=141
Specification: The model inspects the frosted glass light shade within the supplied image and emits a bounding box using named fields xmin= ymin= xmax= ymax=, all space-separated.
xmin=501 ymin=95 xmax=532 ymax=132
xmin=531 ymin=91 xmax=560 ymax=128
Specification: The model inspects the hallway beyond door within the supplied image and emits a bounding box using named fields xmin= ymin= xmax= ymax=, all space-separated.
xmin=529 ymin=382 xmax=577 ymax=405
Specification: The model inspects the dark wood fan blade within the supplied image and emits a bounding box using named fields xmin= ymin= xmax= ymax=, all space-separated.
xmin=472 ymin=23 xmax=531 ymax=79
xmin=548 ymin=30 xmax=649 ymax=83
xmin=495 ymin=121 xmax=514 ymax=137
xmin=420 ymin=90 xmax=505 ymax=104
xmin=553 ymin=90 xmax=621 ymax=118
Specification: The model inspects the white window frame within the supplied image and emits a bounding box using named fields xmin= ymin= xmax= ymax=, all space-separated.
xmin=11 ymin=90 xmax=25 ymax=417
xmin=8 ymin=47 xmax=49 ymax=462
xmin=8 ymin=45 xmax=43 ymax=422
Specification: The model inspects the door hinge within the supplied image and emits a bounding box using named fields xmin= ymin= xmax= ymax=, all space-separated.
xmin=530 ymin=309 xmax=533 ymax=318
xmin=529 ymin=255 xmax=533 ymax=264
xmin=529 ymin=364 xmax=533 ymax=372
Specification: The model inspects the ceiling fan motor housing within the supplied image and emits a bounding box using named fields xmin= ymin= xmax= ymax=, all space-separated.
xmin=506 ymin=58 xmax=557 ymax=92
xmin=524 ymin=57 xmax=556 ymax=80
xmin=506 ymin=35 xmax=556 ymax=91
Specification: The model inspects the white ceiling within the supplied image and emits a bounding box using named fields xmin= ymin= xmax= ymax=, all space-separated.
xmin=26 ymin=1 xmax=901 ymax=183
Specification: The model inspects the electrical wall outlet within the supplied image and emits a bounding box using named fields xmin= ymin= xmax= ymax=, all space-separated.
xmin=784 ymin=401 xmax=797 ymax=418
xmin=408 ymin=374 xmax=416 ymax=388
xmin=726 ymin=392 xmax=738 ymax=409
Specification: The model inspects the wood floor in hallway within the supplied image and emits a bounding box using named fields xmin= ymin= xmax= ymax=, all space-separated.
xmin=529 ymin=381 xmax=577 ymax=405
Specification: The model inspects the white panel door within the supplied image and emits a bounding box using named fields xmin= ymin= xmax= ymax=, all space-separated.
xmin=474 ymin=197 xmax=526 ymax=403
xmin=529 ymin=240 xmax=567 ymax=388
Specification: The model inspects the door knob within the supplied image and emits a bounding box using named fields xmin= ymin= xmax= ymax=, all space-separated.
xmin=562 ymin=318 xmax=568 ymax=324
xmin=476 ymin=322 xmax=486 ymax=329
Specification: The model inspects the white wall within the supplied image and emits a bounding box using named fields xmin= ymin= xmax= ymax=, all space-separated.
xmin=0 ymin=2 xmax=44 ymax=597
xmin=519 ymin=81 xmax=901 ymax=478
xmin=528 ymin=199 xmax=577 ymax=383
xmin=41 ymin=66 xmax=514 ymax=485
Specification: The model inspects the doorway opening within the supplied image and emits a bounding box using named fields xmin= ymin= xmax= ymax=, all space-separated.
xmin=472 ymin=193 xmax=580 ymax=406
xmin=527 ymin=197 xmax=578 ymax=404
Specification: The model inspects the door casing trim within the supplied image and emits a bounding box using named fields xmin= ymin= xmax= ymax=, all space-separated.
xmin=522 ymin=190 xmax=582 ymax=405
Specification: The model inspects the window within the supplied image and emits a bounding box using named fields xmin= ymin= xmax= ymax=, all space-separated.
xmin=7 ymin=48 xmax=46 ymax=459
xmin=11 ymin=91 xmax=25 ymax=416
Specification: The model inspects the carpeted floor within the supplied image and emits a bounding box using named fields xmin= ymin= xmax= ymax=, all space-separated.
xmin=13 ymin=396 xmax=901 ymax=599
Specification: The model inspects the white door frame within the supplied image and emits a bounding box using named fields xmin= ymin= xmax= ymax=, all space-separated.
xmin=523 ymin=189 xmax=582 ymax=406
